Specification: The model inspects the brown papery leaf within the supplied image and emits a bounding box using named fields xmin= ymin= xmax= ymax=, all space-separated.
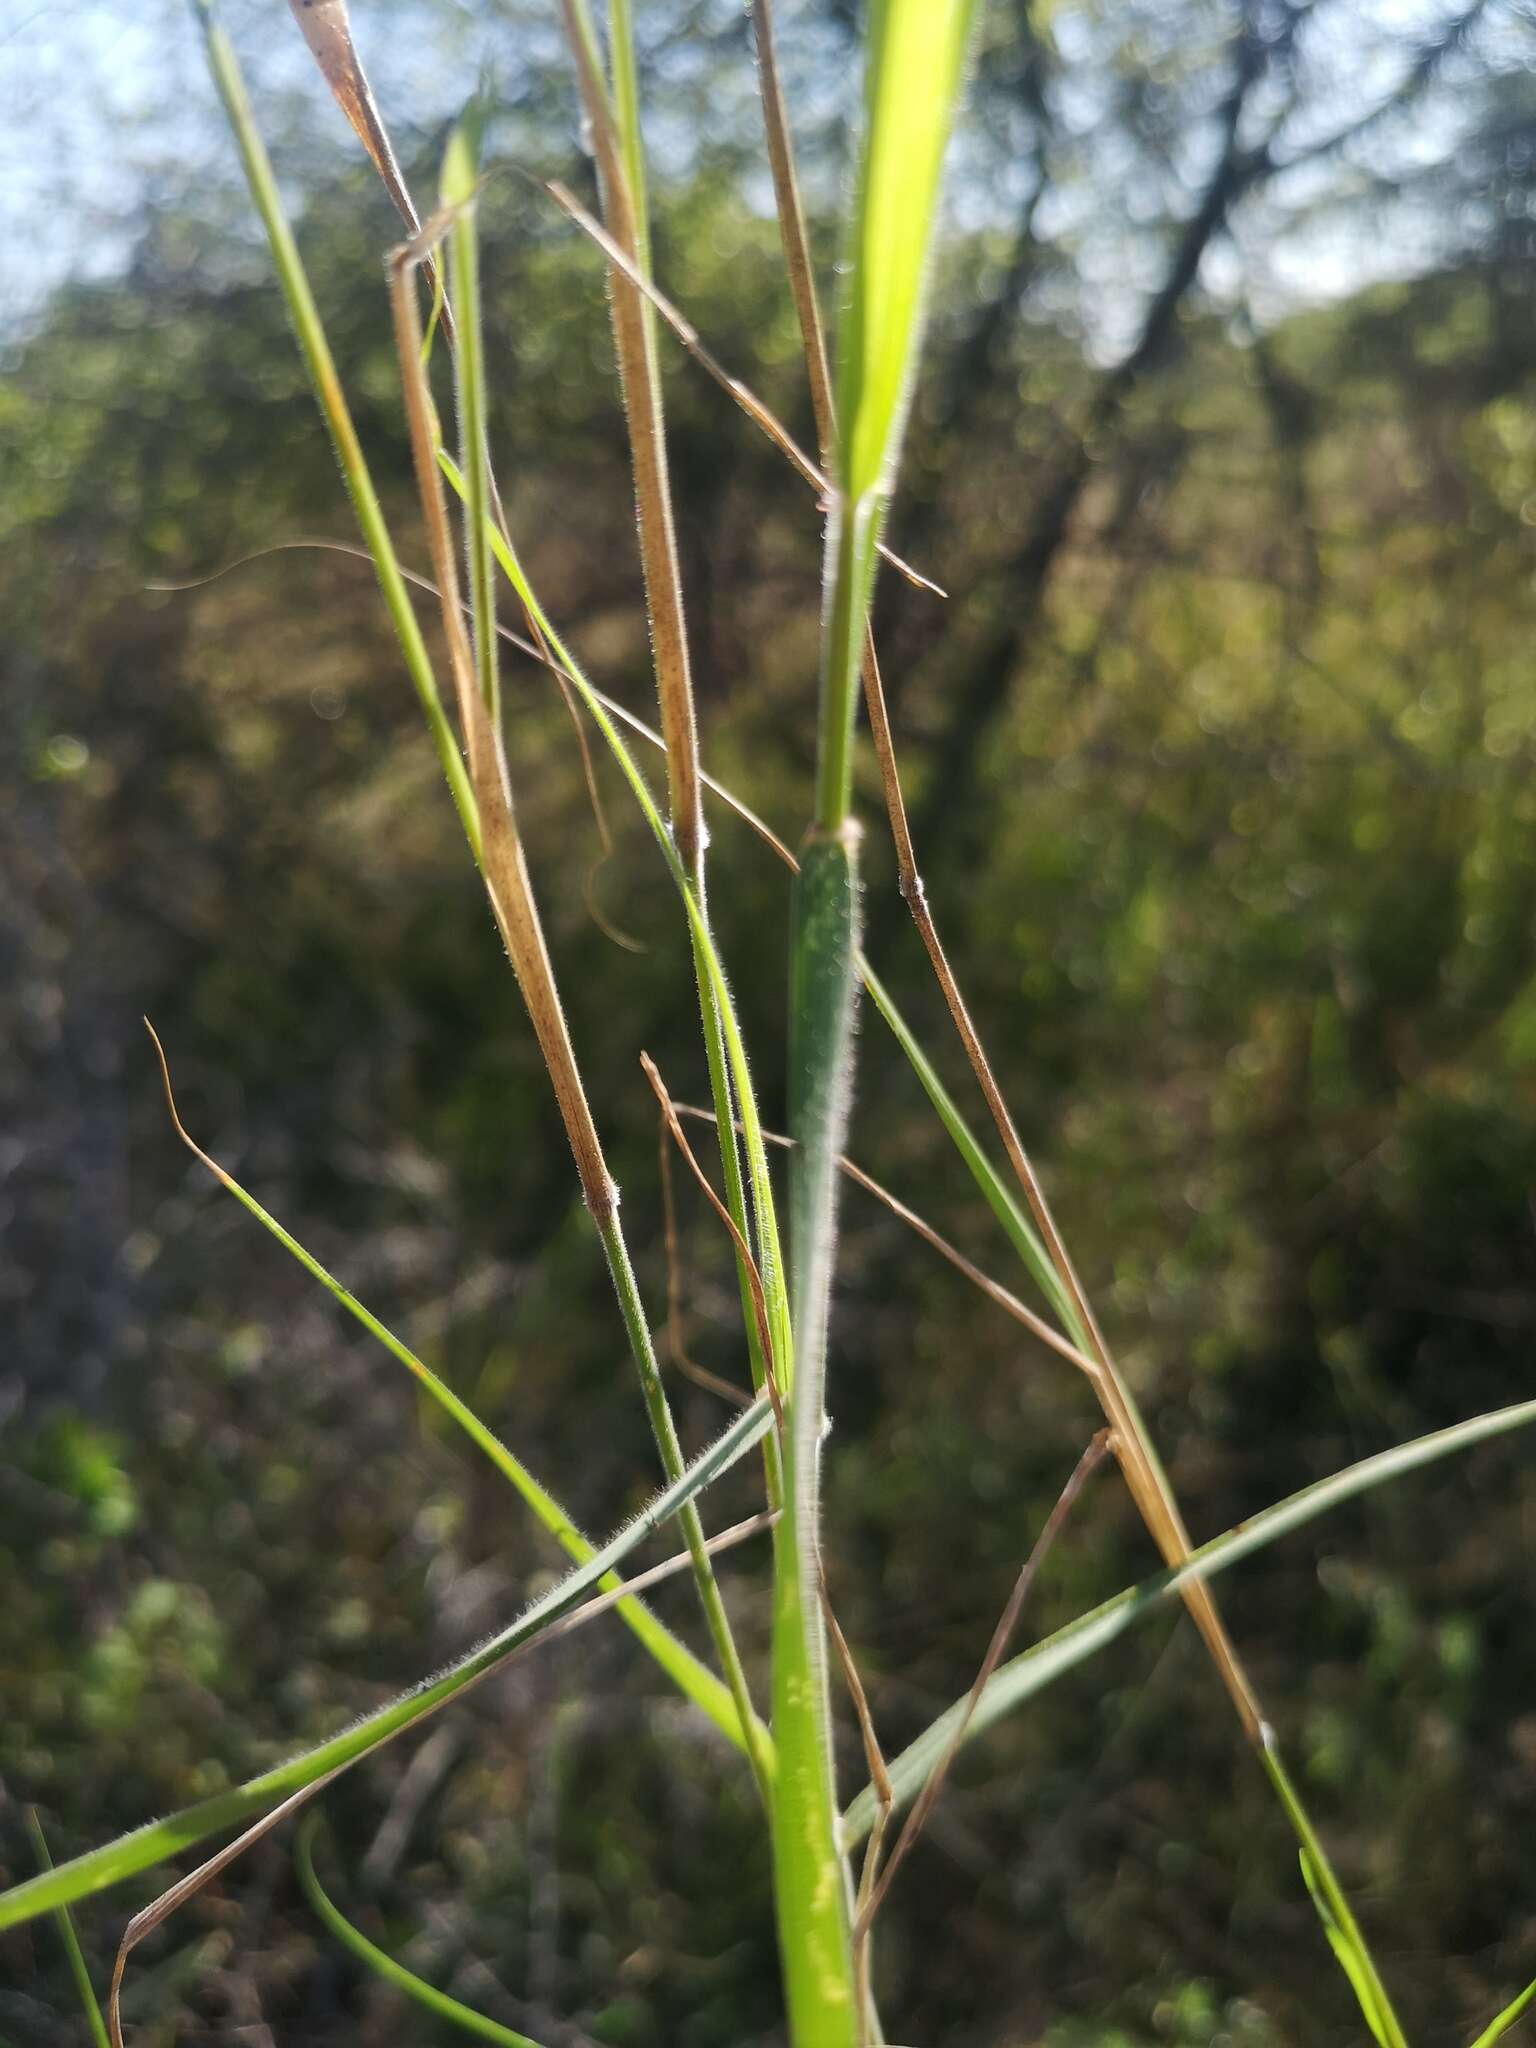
xmin=286 ymin=0 xmax=423 ymax=236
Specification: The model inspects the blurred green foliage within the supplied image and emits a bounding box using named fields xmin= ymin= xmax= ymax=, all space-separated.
xmin=4 ymin=4 xmax=1536 ymax=2042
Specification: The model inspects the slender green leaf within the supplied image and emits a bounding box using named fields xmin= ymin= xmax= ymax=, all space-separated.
xmin=816 ymin=0 xmax=980 ymax=829
xmin=1298 ymin=1846 xmax=1396 ymax=2048
xmin=844 ymin=1393 xmax=1536 ymax=1843
xmin=441 ymin=115 xmax=500 ymax=728
xmin=295 ymin=1818 xmax=544 ymax=2047
xmin=1470 ymin=1975 xmax=1536 ymax=2048
xmin=25 ymin=1813 xmax=109 ymax=2048
xmin=147 ymin=1032 xmax=768 ymax=1765
xmin=189 ymin=0 xmax=477 ymax=852
xmin=838 ymin=0 xmax=980 ymax=505
xmin=860 ymin=964 xmax=1072 ymax=1334
xmin=0 ymin=1395 xmax=774 ymax=1933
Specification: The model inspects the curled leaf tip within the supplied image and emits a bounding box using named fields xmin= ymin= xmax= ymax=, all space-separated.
xmin=143 ymin=1018 xmax=222 ymax=1180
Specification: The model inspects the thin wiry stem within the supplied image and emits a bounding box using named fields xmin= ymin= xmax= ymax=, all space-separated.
xmin=674 ymin=1102 xmax=1102 ymax=1386
xmin=26 ymin=1813 xmax=109 ymax=2048
xmin=819 ymin=1570 xmax=893 ymax=2039
xmin=656 ymin=1100 xmax=753 ymax=1409
xmin=854 ymin=1432 xmax=1111 ymax=1938
xmin=642 ymin=1054 xmax=785 ymax=1445
xmin=751 ymin=0 xmax=835 ymax=457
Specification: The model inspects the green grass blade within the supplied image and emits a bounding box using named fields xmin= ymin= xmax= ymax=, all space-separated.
xmin=25 ymin=1813 xmax=110 ymax=2048
xmin=844 ymin=1392 xmax=1536 ymax=1843
xmin=838 ymin=0 xmax=980 ymax=506
xmin=189 ymin=0 xmax=477 ymax=854
xmin=147 ymin=1025 xmax=768 ymax=1765
xmin=1296 ymin=1841 xmax=1399 ymax=2047
xmin=295 ymin=1818 xmax=543 ymax=2047
xmin=860 ymin=964 xmax=1074 ymax=1334
xmin=1469 ymin=1976 xmax=1536 ymax=2047
xmin=604 ymin=0 xmax=652 ymax=273
xmin=0 ymin=1395 xmax=774 ymax=1934
xmin=817 ymin=0 xmax=980 ymax=829
xmin=441 ymin=116 xmax=500 ymax=729
xmin=769 ymin=10 xmax=982 ymax=2034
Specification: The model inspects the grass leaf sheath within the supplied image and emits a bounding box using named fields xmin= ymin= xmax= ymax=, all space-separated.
xmin=773 ymin=4 xmax=981 ymax=2035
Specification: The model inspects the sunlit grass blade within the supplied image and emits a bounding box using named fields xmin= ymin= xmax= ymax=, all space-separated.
xmin=1298 ymin=1844 xmax=1397 ymax=2047
xmin=1469 ymin=1974 xmax=1536 ymax=2047
xmin=838 ymin=0 xmax=979 ymax=505
xmin=144 ymin=1020 xmax=770 ymax=1767
xmin=0 ymin=1403 xmax=775 ymax=1933
xmin=295 ymin=1817 xmax=544 ymax=2047
xmin=282 ymin=0 xmax=451 ymax=341
xmin=843 ymin=1392 xmax=1536 ymax=1846
xmin=772 ymin=7 xmax=981 ymax=2037
xmin=189 ymin=0 xmax=476 ymax=853
xmin=859 ymin=965 xmax=1073 ymax=1331
xmin=816 ymin=0 xmax=980 ymax=830
xmin=25 ymin=1812 xmax=109 ymax=2048
xmin=441 ymin=120 xmax=499 ymax=730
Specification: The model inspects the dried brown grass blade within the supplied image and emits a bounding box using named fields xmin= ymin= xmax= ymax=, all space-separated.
xmin=557 ymin=2 xmax=703 ymax=872
xmin=388 ymin=211 xmax=614 ymax=1220
xmin=672 ymin=1101 xmax=1101 ymax=1386
xmin=542 ymin=177 xmax=943 ymax=598
xmin=656 ymin=1095 xmax=752 ymax=1408
xmin=284 ymin=0 xmax=453 ymax=340
xmin=641 ymin=1052 xmax=783 ymax=1429
xmin=750 ymin=0 xmax=835 ymax=461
